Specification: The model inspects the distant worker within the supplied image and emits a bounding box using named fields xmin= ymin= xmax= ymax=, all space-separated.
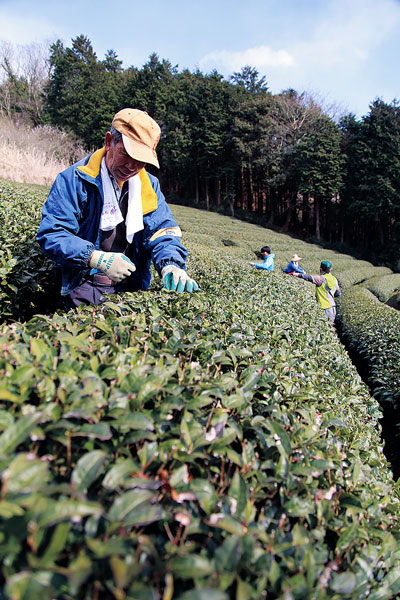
xmin=37 ymin=108 xmax=198 ymax=308
xmin=293 ymin=260 xmax=341 ymax=323
xmin=284 ymin=254 xmax=305 ymax=275
xmin=250 ymin=246 xmax=275 ymax=271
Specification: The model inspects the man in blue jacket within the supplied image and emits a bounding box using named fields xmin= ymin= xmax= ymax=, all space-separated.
xmin=284 ymin=254 xmax=305 ymax=275
xmin=37 ymin=108 xmax=198 ymax=308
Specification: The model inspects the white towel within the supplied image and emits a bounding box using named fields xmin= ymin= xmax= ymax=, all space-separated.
xmin=125 ymin=173 xmax=143 ymax=243
xmin=100 ymin=158 xmax=144 ymax=243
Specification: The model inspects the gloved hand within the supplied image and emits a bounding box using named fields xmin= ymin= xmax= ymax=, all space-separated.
xmin=89 ymin=251 xmax=136 ymax=282
xmin=161 ymin=265 xmax=199 ymax=293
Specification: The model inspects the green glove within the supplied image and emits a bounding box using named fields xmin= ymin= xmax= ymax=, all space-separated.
xmin=161 ymin=265 xmax=199 ymax=293
xmin=89 ymin=251 xmax=136 ymax=282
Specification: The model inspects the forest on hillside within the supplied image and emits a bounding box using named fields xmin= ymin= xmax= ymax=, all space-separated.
xmin=1 ymin=35 xmax=399 ymax=269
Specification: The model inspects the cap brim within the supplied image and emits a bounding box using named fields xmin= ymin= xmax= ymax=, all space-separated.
xmin=122 ymin=134 xmax=160 ymax=168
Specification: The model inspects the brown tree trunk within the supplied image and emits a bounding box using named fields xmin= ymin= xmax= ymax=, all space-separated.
xmin=205 ymin=179 xmax=210 ymax=211
xmin=194 ymin=167 xmax=199 ymax=205
xmin=216 ymin=178 xmax=221 ymax=207
xmin=240 ymin=166 xmax=247 ymax=211
xmin=315 ymin=197 xmax=321 ymax=239
xmin=280 ymin=192 xmax=296 ymax=232
xmin=248 ymin=168 xmax=255 ymax=212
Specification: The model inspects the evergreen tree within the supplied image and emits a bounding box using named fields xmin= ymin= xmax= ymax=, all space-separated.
xmin=230 ymin=65 xmax=268 ymax=94
xmin=341 ymin=100 xmax=400 ymax=250
xmin=266 ymin=90 xmax=324 ymax=232
xmin=122 ymin=53 xmax=178 ymax=125
xmin=292 ymin=114 xmax=344 ymax=239
xmin=45 ymin=35 xmax=123 ymax=147
xmin=231 ymin=93 xmax=276 ymax=214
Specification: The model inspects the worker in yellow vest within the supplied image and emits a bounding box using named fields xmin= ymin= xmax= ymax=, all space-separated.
xmin=293 ymin=260 xmax=341 ymax=323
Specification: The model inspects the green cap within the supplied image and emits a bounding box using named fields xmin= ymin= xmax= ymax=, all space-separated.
xmin=320 ymin=260 xmax=332 ymax=270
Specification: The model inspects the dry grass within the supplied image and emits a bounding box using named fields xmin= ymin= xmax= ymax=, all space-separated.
xmin=0 ymin=117 xmax=88 ymax=186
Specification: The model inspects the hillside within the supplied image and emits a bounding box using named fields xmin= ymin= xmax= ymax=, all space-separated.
xmin=1 ymin=180 xmax=400 ymax=599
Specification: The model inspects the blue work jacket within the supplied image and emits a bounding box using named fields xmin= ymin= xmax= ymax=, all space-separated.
xmin=284 ymin=261 xmax=304 ymax=274
xmin=37 ymin=148 xmax=187 ymax=295
xmin=255 ymin=253 xmax=275 ymax=271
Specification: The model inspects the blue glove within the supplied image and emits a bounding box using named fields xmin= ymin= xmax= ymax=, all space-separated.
xmin=161 ymin=265 xmax=199 ymax=293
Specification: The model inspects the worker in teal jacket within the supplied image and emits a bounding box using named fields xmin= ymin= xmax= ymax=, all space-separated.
xmin=250 ymin=246 xmax=275 ymax=271
xmin=37 ymin=109 xmax=198 ymax=308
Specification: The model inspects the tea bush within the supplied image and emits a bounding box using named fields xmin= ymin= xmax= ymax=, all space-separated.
xmin=1 ymin=183 xmax=390 ymax=323
xmin=337 ymin=287 xmax=400 ymax=407
xmin=176 ymin=205 xmax=391 ymax=289
xmin=1 ymin=181 xmax=400 ymax=598
xmin=386 ymin=291 xmax=400 ymax=310
xmin=0 ymin=181 xmax=60 ymax=322
xmin=363 ymin=274 xmax=400 ymax=303
xmin=333 ymin=263 xmax=392 ymax=289
xmin=1 ymin=270 xmax=400 ymax=599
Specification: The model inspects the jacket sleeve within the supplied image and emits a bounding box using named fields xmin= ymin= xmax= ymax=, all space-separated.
xmin=142 ymin=175 xmax=188 ymax=274
xmin=283 ymin=262 xmax=293 ymax=273
xmin=285 ymin=261 xmax=303 ymax=273
xmin=255 ymin=256 xmax=273 ymax=270
xmin=334 ymin=283 xmax=342 ymax=297
xmin=298 ymin=273 xmax=324 ymax=286
xmin=36 ymin=169 xmax=95 ymax=267
xmin=292 ymin=264 xmax=305 ymax=274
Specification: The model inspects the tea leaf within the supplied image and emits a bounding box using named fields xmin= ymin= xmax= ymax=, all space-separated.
xmin=0 ymin=412 xmax=42 ymax=455
xmin=71 ymin=450 xmax=106 ymax=492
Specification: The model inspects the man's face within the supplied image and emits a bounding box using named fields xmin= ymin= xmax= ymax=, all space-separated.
xmin=105 ymin=132 xmax=146 ymax=181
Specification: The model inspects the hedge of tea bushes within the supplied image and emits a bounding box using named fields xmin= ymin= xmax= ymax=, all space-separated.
xmin=336 ymin=287 xmax=400 ymax=407
xmin=332 ymin=263 xmax=392 ymax=290
xmin=1 ymin=253 xmax=400 ymax=599
xmin=362 ymin=274 xmax=400 ymax=303
xmin=0 ymin=181 xmax=59 ymax=322
xmin=176 ymin=205 xmax=391 ymax=289
xmin=386 ymin=291 xmax=400 ymax=310
xmin=1 ymin=179 xmax=400 ymax=597
xmin=0 ymin=180 xmax=390 ymax=324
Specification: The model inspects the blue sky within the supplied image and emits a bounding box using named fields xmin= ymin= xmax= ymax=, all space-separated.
xmin=0 ymin=0 xmax=399 ymax=118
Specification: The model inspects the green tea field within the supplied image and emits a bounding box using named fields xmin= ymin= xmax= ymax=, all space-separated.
xmin=1 ymin=180 xmax=400 ymax=599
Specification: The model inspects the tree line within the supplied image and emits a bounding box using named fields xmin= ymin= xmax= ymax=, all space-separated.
xmin=1 ymin=35 xmax=399 ymax=268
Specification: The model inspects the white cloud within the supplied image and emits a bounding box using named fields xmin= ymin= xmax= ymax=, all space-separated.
xmin=198 ymin=0 xmax=400 ymax=76
xmin=199 ymin=45 xmax=295 ymax=73
xmin=0 ymin=10 xmax=62 ymax=45
xmin=197 ymin=0 xmax=400 ymax=116
xmin=292 ymin=0 xmax=400 ymax=69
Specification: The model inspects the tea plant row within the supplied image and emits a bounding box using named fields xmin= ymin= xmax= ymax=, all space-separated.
xmin=0 ymin=182 xmax=58 ymax=322
xmin=337 ymin=287 xmax=400 ymax=407
xmin=1 ymin=181 xmax=400 ymax=598
xmin=362 ymin=273 xmax=400 ymax=304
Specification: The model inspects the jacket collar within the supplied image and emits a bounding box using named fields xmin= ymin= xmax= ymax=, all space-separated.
xmin=77 ymin=148 xmax=157 ymax=215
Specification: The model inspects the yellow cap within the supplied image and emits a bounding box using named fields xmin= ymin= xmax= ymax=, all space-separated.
xmin=112 ymin=108 xmax=160 ymax=168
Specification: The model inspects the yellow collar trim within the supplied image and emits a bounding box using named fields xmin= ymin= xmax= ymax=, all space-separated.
xmin=77 ymin=148 xmax=105 ymax=178
xmin=77 ymin=149 xmax=157 ymax=215
xmin=138 ymin=169 xmax=158 ymax=215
